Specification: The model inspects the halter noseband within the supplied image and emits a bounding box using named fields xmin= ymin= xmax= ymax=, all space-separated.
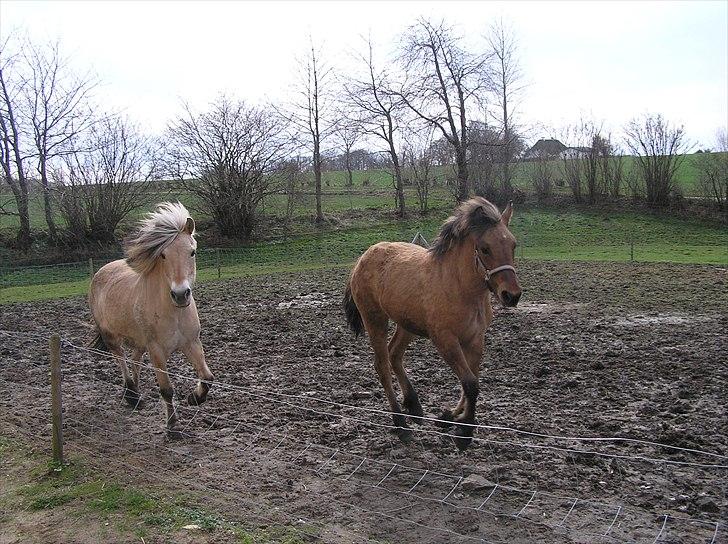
xmin=474 ymin=249 xmax=516 ymax=291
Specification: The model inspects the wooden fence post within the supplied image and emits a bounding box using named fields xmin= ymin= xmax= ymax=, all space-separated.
xmin=49 ymin=333 xmax=64 ymax=465
xmin=88 ymin=258 xmax=94 ymax=280
xmin=630 ymin=234 xmax=634 ymax=262
xmin=216 ymin=248 xmax=221 ymax=279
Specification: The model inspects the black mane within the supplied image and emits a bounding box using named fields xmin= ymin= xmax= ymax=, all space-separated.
xmin=429 ymin=197 xmax=502 ymax=258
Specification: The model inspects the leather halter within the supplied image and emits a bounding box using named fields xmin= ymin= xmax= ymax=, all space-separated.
xmin=474 ymin=249 xmax=516 ymax=291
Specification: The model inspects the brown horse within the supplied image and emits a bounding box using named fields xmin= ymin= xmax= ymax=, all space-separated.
xmin=343 ymin=197 xmax=522 ymax=450
xmin=89 ymin=202 xmax=214 ymax=432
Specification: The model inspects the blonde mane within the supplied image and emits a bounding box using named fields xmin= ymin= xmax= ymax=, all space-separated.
xmin=125 ymin=202 xmax=194 ymax=274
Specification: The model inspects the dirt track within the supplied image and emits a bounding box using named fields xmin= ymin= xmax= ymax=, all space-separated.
xmin=1 ymin=260 xmax=727 ymax=543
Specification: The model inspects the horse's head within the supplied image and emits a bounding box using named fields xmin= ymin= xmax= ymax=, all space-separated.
xmin=124 ymin=202 xmax=198 ymax=308
xmin=160 ymin=216 xmax=197 ymax=307
xmin=471 ymin=201 xmax=522 ymax=307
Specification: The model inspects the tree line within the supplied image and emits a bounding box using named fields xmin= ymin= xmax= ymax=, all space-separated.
xmin=1 ymin=20 xmax=726 ymax=250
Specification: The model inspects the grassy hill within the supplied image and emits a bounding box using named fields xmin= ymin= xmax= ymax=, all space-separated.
xmin=0 ymin=152 xmax=723 ymax=238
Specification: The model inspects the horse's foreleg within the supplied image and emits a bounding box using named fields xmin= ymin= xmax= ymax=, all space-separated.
xmin=148 ymin=344 xmax=178 ymax=431
xmin=433 ymin=335 xmax=479 ymax=451
xmin=389 ymin=326 xmax=422 ymax=423
xmin=365 ymin=316 xmax=411 ymax=443
xmin=181 ymin=338 xmax=214 ymax=406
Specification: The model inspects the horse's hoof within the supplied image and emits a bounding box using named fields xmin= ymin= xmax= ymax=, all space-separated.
xmin=396 ymin=426 xmax=414 ymax=444
xmin=451 ymin=425 xmax=473 ymax=452
xmin=435 ymin=409 xmax=455 ymax=428
xmin=405 ymin=403 xmax=425 ymax=425
xmin=123 ymin=388 xmax=142 ymax=408
xmin=187 ymin=392 xmax=205 ymax=406
xmin=166 ymin=428 xmax=185 ymax=440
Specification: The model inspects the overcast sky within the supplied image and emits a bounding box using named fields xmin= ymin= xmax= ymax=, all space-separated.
xmin=2 ymin=0 xmax=726 ymax=148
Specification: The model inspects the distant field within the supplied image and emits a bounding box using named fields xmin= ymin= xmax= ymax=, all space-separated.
xmin=0 ymin=152 xmax=723 ymax=236
xmin=2 ymin=205 xmax=725 ymax=303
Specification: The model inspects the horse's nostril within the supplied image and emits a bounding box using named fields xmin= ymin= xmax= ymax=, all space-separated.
xmin=185 ymin=288 xmax=191 ymax=298
xmin=502 ymin=291 xmax=521 ymax=307
xmin=170 ymin=290 xmax=176 ymax=300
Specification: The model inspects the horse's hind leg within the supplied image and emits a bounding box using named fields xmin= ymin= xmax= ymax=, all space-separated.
xmin=364 ymin=314 xmax=412 ymax=443
xmin=105 ymin=340 xmax=136 ymax=407
xmin=182 ymin=338 xmax=214 ymax=406
xmin=124 ymin=348 xmax=144 ymax=407
xmin=389 ymin=326 xmax=423 ymax=423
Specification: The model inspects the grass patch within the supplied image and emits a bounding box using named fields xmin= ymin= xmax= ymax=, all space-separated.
xmin=1 ymin=205 xmax=725 ymax=304
xmin=0 ymin=436 xmax=305 ymax=542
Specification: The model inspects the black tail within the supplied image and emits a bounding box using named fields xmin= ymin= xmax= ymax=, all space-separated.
xmin=89 ymin=325 xmax=109 ymax=353
xmin=343 ymin=283 xmax=364 ymax=337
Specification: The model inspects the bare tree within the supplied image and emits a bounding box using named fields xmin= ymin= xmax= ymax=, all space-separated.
xmin=696 ymin=129 xmax=728 ymax=214
xmin=404 ymin=130 xmax=435 ymax=214
xmin=560 ymin=120 xmax=608 ymax=204
xmin=333 ymin=119 xmax=359 ymax=187
xmin=166 ymin=96 xmax=289 ymax=239
xmin=286 ymin=38 xmax=335 ymax=223
xmin=344 ymin=37 xmax=407 ymax=216
xmin=468 ymin=120 xmax=500 ymax=199
xmin=22 ymin=39 xmax=96 ymax=241
xmin=597 ymin=135 xmax=624 ymax=199
xmin=398 ymin=19 xmax=491 ymax=202
xmin=54 ymin=115 xmax=160 ymax=243
xmin=0 ymin=41 xmax=32 ymax=248
xmin=530 ymin=155 xmax=555 ymax=201
xmin=624 ymin=114 xmax=690 ymax=206
xmin=486 ymin=19 xmax=525 ymax=196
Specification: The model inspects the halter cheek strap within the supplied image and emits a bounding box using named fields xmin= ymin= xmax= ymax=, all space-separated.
xmin=474 ymin=249 xmax=517 ymax=291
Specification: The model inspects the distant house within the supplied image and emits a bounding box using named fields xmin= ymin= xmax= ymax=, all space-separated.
xmin=523 ymin=139 xmax=567 ymax=159
xmin=524 ymin=138 xmax=592 ymax=160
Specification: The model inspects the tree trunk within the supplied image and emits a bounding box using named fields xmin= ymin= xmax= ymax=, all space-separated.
xmin=6 ymin=180 xmax=31 ymax=249
xmin=314 ymin=139 xmax=323 ymax=223
xmin=455 ymin=147 xmax=469 ymax=202
xmin=41 ymin=164 xmax=58 ymax=241
xmin=393 ymin=161 xmax=405 ymax=217
xmin=345 ymin=152 xmax=353 ymax=187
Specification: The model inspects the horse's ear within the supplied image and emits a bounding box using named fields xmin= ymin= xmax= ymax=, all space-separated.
xmin=184 ymin=217 xmax=195 ymax=235
xmin=501 ymin=201 xmax=513 ymax=226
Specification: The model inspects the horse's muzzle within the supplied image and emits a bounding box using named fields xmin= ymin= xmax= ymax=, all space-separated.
xmin=171 ymin=288 xmax=191 ymax=307
xmin=500 ymin=290 xmax=521 ymax=307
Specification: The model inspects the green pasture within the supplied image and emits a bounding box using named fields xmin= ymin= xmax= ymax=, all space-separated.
xmin=0 ymin=437 xmax=306 ymax=543
xmin=0 ymin=152 xmax=723 ymax=236
xmin=1 ymin=206 xmax=725 ymax=304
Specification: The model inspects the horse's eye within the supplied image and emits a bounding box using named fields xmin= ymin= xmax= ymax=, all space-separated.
xmin=481 ymin=247 xmax=490 ymax=256
xmin=191 ymin=250 xmax=196 ymax=257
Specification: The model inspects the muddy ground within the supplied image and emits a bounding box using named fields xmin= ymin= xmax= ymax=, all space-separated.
xmin=1 ymin=260 xmax=727 ymax=543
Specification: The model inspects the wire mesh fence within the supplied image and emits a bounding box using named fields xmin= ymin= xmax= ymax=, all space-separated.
xmin=0 ymin=328 xmax=725 ymax=544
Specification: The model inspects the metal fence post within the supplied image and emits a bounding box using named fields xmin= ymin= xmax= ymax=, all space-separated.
xmin=88 ymin=258 xmax=94 ymax=280
xmin=49 ymin=333 xmax=64 ymax=465
xmin=216 ymin=248 xmax=221 ymax=279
